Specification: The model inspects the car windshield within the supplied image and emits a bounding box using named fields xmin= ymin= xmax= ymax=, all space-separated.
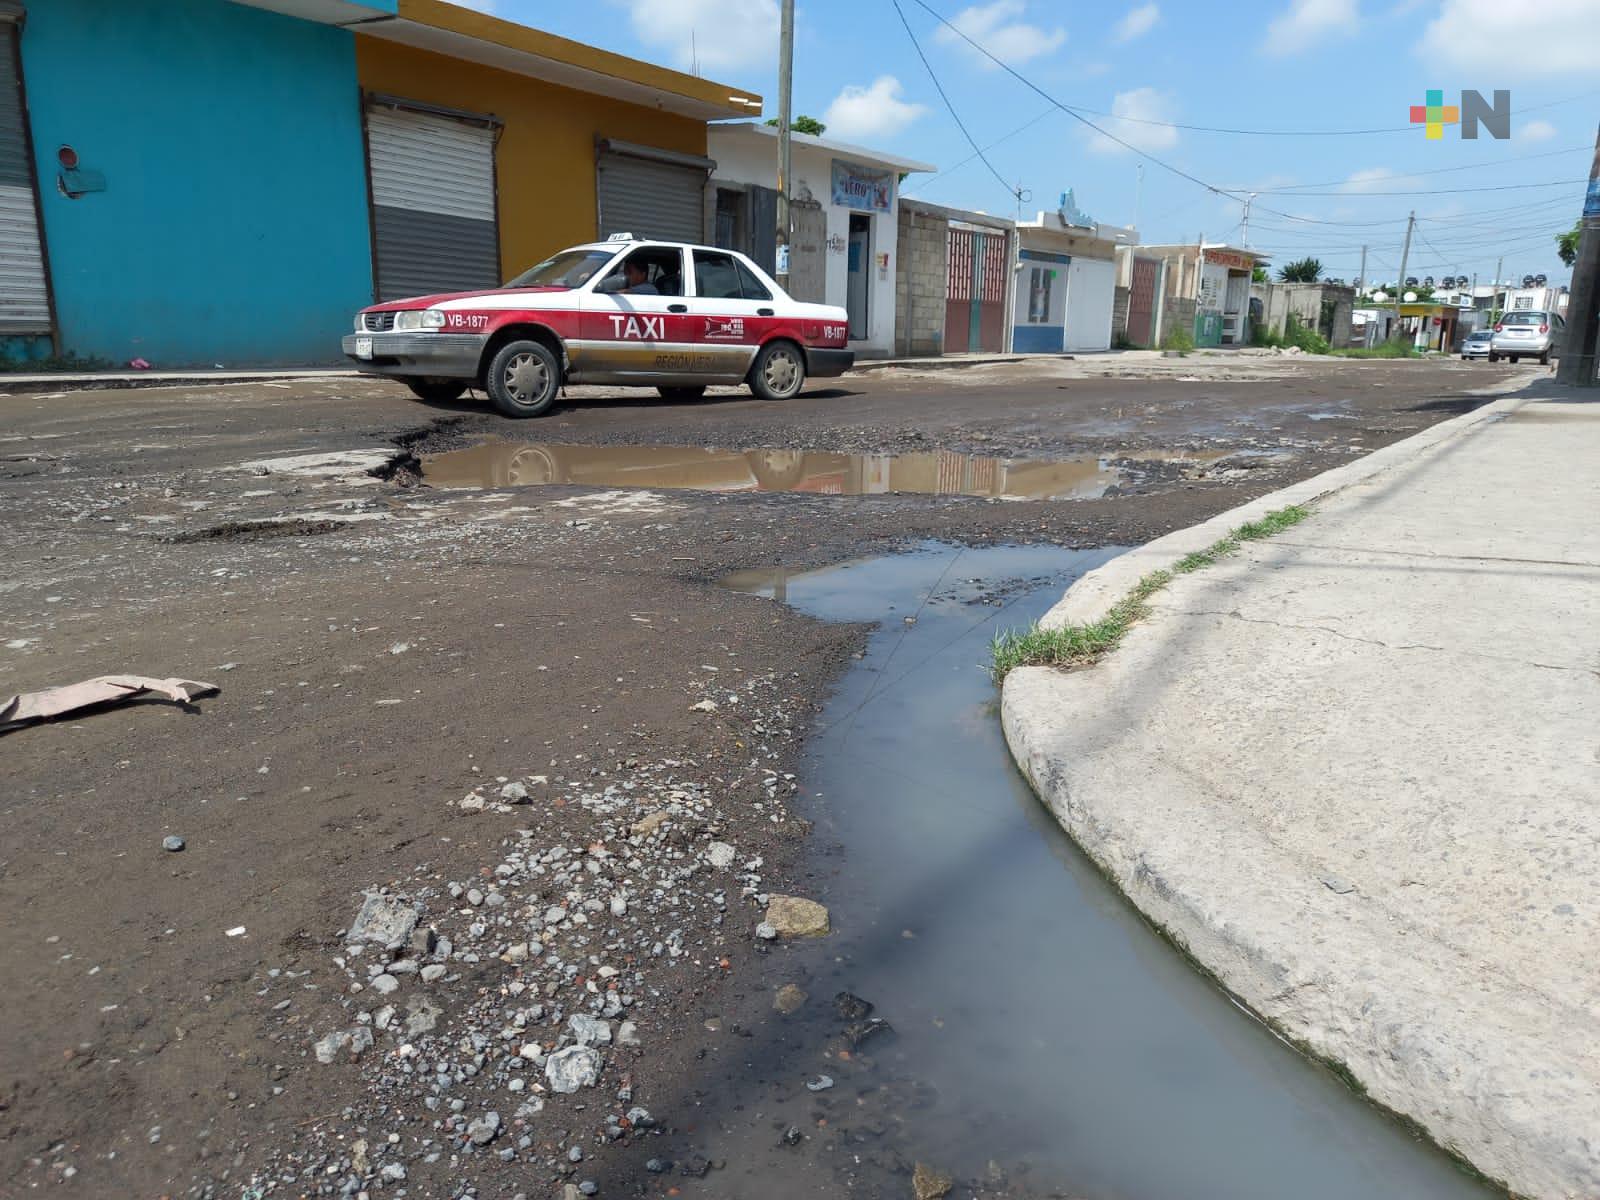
xmin=1468 ymin=331 xmax=1492 ymax=341
xmin=505 ymin=249 xmax=617 ymax=289
xmin=1501 ymin=311 xmax=1546 ymax=326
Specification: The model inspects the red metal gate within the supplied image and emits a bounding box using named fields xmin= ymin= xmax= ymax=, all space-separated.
xmin=1127 ymin=256 xmax=1157 ymax=347
xmin=944 ymin=228 xmax=1008 ymax=353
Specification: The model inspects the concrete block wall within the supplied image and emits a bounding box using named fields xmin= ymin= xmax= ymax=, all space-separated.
xmin=1112 ymin=286 xmax=1131 ymax=345
xmin=1159 ymin=297 xmax=1197 ymax=346
xmin=896 ymin=207 xmax=949 ymax=356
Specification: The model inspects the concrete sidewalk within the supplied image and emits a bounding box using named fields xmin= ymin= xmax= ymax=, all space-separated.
xmin=1003 ymin=382 xmax=1600 ymax=1199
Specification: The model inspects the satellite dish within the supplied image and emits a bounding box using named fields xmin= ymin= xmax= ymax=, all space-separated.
xmin=1403 ymin=290 xmax=1419 ymax=302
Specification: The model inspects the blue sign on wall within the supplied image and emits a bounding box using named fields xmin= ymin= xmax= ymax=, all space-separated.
xmin=831 ymin=159 xmax=894 ymax=212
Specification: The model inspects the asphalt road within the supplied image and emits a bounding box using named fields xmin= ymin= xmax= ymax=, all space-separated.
xmin=0 ymin=354 xmax=1531 ymax=1198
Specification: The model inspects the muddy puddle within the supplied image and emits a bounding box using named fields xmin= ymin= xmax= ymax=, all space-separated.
xmin=687 ymin=543 xmax=1494 ymax=1199
xmin=420 ymin=442 xmax=1229 ymax=501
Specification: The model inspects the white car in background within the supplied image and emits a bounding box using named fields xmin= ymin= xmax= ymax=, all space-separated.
xmin=1488 ymin=310 xmax=1564 ymax=365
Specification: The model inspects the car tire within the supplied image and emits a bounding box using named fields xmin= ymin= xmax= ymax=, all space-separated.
xmin=1488 ymin=352 xmax=1499 ymax=362
xmin=748 ymin=340 xmax=806 ymax=402
xmin=1510 ymin=355 xmax=1519 ymax=364
xmin=405 ymin=378 xmax=467 ymax=404
xmin=486 ymin=339 xmax=561 ymax=418
xmin=657 ymin=385 xmax=707 ymax=402
xmin=1539 ymin=350 xmax=1550 ymax=365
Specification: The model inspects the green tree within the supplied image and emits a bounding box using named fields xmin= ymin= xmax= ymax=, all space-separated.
xmin=766 ymin=115 xmax=826 ymax=136
xmin=1557 ymin=221 xmax=1581 ymax=268
xmin=1277 ymin=257 xmax=1323 ymax=283
xmin=1251 ymin=265 xmax=1268 ymax=283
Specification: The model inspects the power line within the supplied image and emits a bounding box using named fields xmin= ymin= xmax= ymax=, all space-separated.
xmin=1252 ymin=144 xmax=1594 ymax=193
xmin=903 ymin=104 xmax=1058 ymax=195
xmin=890 ymin=0 xmax=1018 ymax=200
xmin=1248 ymin=178 xmax=1587 ymax=198
xmin=903 ymin=0 xmax=1242 ymax=202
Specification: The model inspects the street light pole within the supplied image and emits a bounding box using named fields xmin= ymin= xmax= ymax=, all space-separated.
xmin=1556 ymin=120 xmax=1600 ymax=385
xmin=774 ymin=0 xmax=794 ymax=292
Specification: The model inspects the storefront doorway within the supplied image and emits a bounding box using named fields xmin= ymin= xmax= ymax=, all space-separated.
xmin=847 ymin=213 xmax=871 ymax=340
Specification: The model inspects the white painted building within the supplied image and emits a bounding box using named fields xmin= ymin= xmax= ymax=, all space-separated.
xmin=707 ymin=124 xmax=934 ymax=358
xmin=1011 ymin=199 xmax=1136 ymax=353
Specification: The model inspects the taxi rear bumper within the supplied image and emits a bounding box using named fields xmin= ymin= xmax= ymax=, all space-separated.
xmin=805 ymin=347 xmax=855 ymax=378
xmin=341 ymin=333 xmax=486 ymax=379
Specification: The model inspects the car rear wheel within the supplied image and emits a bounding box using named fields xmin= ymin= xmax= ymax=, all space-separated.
xmin=486 ymin=340 xmax=560 ymax=418
xmin=749 ymin=340 xmax=806 ymax=402
xmin=1538 ymin=350 xmax=1550 ymax=365
xmin=657 ymin=385 xmax=707 ymax=402
xmin=405 ymin=378 xmax=467 ymax=404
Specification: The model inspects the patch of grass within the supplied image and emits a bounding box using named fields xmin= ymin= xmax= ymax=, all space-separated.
xmin=1329 ymin=340 xmax=1420 ymax=359
xmin=1160 ymin=326 xmax=1195 ymax=355
xmin=992 ymin=503 xmax=1312 ymax=681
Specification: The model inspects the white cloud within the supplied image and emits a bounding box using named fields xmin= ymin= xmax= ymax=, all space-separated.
xmin=1343 ymin=166 xmax=1397 ymax=192
xmin=1262 ymin=0 xmax=1360 ymax=56
xmin=625 ymin=0 xmax=778 ymax=72
xmin=934 ymin=0 xmax=1066 ymax=67
xmin=1520 ymin=118 xmax=1558 ymax=142
xmin=1114 ymin=3 xmax=1161 ymax=43
xmin=822 ymin=76 xmax=928 ymax=142
xmin=1418 ymin=0 xmax=1600 ymax=75
xmin=1084 ymin=87 xmax=1179 ymax=155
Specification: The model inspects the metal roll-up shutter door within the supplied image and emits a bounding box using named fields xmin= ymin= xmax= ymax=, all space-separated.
xmin=366 ymin=103 xmax=499 ymax=301
xmin=0 ymin=20 xmax=51 ymax=334
xmin=597 ymin=142 xmax=710 ymax=243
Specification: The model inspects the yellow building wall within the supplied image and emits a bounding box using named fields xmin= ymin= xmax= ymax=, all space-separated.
xmin=355 ymin=37 xmax=710 ymax=277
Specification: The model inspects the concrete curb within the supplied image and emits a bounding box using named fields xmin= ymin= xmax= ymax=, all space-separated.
xmin=0 ymin=369 xmax=357 ymax=396
xmin=1036 ymin=385 xmax=1530 ymax=631
xmin=850 ymin=352 xmax=1079 ymax=372
xmin=1000 ymin=380 xmax=1564 ymax=1198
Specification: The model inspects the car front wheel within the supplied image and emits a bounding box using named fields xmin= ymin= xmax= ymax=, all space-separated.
xmin=1488 ymin=352 xmax=1499 ymax=362
xmin=486 ymin=340 xmax=561 ymax=418
xmin=749 ymin=340 xmax=806 ymax=402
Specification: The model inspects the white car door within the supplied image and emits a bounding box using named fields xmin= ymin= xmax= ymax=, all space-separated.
xmin=576 ymin=246 xmax=695 ymax=383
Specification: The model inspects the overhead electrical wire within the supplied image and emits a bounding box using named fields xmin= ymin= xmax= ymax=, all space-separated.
xmin=1249 ymin=144 xmax=1594 ymax=193
xmin=890 ymin=0 xmax=1019 ymax=200
xmin=897 ymin=0 xmax=1581 ymax=262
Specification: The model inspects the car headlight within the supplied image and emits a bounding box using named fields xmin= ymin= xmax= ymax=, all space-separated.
xmin=394 ymin=309 xmax=447 ymax=331
xmin=354 ymin=313 xmax=367 ymax=332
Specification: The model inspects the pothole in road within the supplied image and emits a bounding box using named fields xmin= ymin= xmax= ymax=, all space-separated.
xmin=419 ymin=442 xmax=1236 ymax=501
xmin=165 ymin=518 xmax=350 ymax=544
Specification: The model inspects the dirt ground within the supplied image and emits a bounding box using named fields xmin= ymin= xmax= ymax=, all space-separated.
xmin=0 ymin=353 xmax=1531 ymax=1199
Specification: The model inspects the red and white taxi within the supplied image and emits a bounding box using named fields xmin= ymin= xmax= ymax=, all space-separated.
xmin=342 ymin=237 xmax=853 ymax=418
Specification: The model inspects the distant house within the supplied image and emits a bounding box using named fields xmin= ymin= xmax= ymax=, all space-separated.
xmin=1136 ymin=243 xmax=1269 ymax=347
xmin=708 ymin=124 xmax=934 ymax=359
xmin=1011 ymin=199 xmax=1136 ymax=354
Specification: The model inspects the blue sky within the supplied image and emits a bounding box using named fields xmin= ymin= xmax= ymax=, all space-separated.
xmin=474 ymin=0 xmax=1599 ymax=286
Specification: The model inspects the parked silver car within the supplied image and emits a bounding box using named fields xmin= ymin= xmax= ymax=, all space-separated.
xmin=1460 ymin=329 xmax=1493 ymax=360
xmin=1489 ymin=310 xmax=1564 ymax=364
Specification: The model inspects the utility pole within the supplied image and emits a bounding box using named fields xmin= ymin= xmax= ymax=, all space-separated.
xmin=1134 ymin=164 xmax=1143 ymax=233
xmin=1556 ymin=120 xmax=1600 ymax=385
xmin=1492 ymin=254 xmax=1504 ymax=322
xmin=774 ymin=0 xmax=795 ymax=292
xmin=1392 ymin=210 xmax=1415 ymax=344
xmin=1241 ymin=193 xmax=1256 ymax=248
xmin=1357 ymin=244 xmax=1367 ymax=294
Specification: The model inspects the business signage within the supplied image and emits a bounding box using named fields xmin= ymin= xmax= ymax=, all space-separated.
xmin=831 ymin=159 xmax=894 ymax=212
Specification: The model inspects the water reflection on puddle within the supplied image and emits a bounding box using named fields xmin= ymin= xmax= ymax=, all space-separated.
xmin=690 ymin=544 xmax=1496 ymax=1200
xmin=421 ymin=442 xmax=1224 ymax=501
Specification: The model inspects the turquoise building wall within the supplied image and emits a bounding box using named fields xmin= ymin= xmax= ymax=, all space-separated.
xmin=17 ymin=0 xmax=375 ymax=365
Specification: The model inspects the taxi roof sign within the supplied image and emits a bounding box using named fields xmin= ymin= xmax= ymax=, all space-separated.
xmin=606 ymin=232 xmax=635 ymax=241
